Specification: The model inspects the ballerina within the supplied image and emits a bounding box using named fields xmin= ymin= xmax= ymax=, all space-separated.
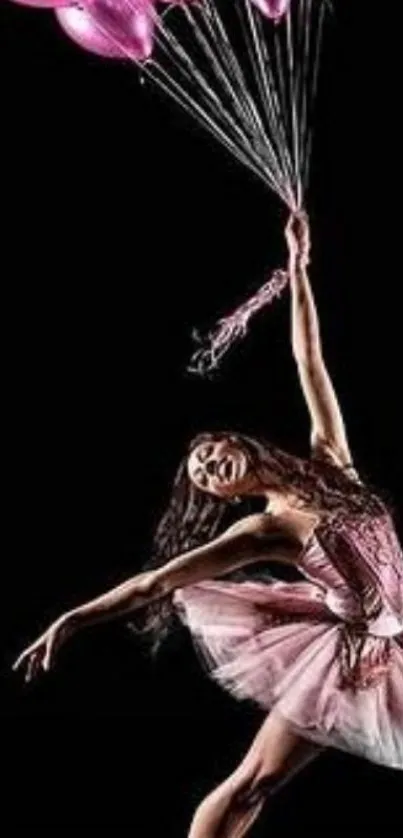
xmin=13 ymin=213 xmax=403 ymax=838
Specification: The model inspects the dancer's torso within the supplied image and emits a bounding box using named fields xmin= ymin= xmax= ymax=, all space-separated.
xmin=269 ymin=506 xmax=403 ymax=638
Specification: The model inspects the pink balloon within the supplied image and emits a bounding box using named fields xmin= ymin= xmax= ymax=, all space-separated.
xmin=55 ymin=6 xmax=126 ymax=57
xmin=251 ymin=0 xmax=290 ymax=21
xmin=9 ymin=0 xmax=69 ymax=7
xmin=84 ymin=0 xmax=155 ymax=60
xmin=56 ymin=1 xmax=155 ymax=62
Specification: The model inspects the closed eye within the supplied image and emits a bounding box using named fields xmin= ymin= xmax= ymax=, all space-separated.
xmin=194 ymin=469 xmax=208 ymax=488
xmin=198 ymin=444 xmax=214 ymax=463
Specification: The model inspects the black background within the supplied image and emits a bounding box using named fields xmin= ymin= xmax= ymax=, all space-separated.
xmin=1 ymin=0 xmax=402 ymax=832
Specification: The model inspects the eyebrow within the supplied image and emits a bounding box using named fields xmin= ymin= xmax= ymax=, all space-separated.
xmin=198 ymin=444 xmax=214 ymax=462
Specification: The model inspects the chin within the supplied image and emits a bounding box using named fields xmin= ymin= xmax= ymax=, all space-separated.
xmin=212 ymin=485 xmax=237 ymax=500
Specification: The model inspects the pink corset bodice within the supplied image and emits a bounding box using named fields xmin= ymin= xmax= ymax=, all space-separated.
xmin=297 ymin=509 xmax=403 ymax=639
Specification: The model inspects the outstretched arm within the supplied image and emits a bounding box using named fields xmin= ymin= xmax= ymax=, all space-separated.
xmin=68 ymin=515 xmax=285 ymax=622
xmin=286 ymin=212 xmax=356 ymax=473
xmin=13 ymin=514 xmax=289 ymax=681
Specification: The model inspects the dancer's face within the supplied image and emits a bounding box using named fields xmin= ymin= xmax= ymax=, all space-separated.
xmin=187 ymin=437 xmax=250 ymax=498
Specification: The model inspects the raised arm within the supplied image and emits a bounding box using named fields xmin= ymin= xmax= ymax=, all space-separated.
xmin=286 ymin=212 xmax=356 ymax=473
xmin=13 ymin=514 xmax=289 ymax=681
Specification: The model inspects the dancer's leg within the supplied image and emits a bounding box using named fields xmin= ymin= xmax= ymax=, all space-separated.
xmin=188 ymin=709 xmax=322 ymax=838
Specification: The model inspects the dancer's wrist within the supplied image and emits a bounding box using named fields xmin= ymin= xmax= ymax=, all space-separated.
xmin=289 ymin=250 xmax=309 ymax=273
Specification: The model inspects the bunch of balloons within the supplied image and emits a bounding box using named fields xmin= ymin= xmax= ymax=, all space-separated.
xmin=10 ymin=0 xmax=291 ymax=62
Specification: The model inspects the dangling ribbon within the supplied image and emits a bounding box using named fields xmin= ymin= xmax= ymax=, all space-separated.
xmin=337 ymin=622 xmax=391 ymax=691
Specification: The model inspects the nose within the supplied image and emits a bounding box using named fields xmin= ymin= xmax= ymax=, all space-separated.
xmin=205 ymin=459 xmax=216 ymax=476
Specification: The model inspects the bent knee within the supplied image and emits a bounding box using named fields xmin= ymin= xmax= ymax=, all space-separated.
xmin=232 ymin=766 xmax=279 ymax=810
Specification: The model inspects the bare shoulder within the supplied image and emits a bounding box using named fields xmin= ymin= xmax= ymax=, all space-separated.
xmin=225 ymin=512 xmax=303 ymax=566
xmin=269 ymin=508 xmax=320 ymax=546
xmin=311 ymin=434 xmax=361 ymax=484
xmin=228 ymin=512 xmax=294 ymax=542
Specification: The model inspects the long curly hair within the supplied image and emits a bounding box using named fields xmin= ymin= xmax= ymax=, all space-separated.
xmin=129 ymin=430 xmax=384 ymax=656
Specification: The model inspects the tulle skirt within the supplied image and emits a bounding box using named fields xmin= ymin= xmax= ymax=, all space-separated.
xmin=173 ymin=578 xmax=403 ymax=769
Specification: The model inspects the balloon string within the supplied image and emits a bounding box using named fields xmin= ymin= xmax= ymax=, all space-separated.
xmin=303 ymin=0 xmax=326 ymax=192
xmin=239 ymin=0 xmax=293 ymax=203
xmin=77 ymin=0 xmax=327 ymax=209
xmin=251 ymin=8 xmax=295 ymax=194
xmin=86 ymin=0 xmax=292 ymax=202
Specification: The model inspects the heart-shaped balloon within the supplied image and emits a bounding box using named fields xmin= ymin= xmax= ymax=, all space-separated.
xmin=87 ymin=0 xmax=155 ymax=60
xmin=55 ymin=6 xmax=126 ymax=57
xmin=251 ymin=0 xmax=290 ymax=21
xmin=56 ymin=0 xmax=155 ymax=61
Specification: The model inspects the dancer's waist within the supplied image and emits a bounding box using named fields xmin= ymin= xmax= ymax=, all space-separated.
xmin=325 ymin=588 xmax=403 ymax=638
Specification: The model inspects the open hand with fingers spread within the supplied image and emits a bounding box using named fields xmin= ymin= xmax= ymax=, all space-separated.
xmin=12 ymin=613 xmax=77 ymax=683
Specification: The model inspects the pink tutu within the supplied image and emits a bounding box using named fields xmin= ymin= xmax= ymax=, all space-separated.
xmin=173 ymin=510 xmax=403 ymax=770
